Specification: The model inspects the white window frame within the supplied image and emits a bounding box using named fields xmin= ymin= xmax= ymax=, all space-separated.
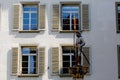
xmin=22 ymin=5 xmax=38 ymax=31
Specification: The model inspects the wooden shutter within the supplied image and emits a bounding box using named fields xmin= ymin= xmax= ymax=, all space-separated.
xmin=52 ymin=5 xmax=59 ymax=31
xmin=82 ymin=4 xmax=89 ymax=31
xmin=13 ymin=4 xmax=20 ymax=30
xmin=39 ymin=47 xmax=45 ymax=75
xmin=12 ymin=47 xmax=18 ymax=75
xmin=52 ymin=47 xmax=59 ymax=74
xmin=39 ymin=5 xmax=46 ymax=29
xmin=83 ymin=47 xmax=90 ymax=73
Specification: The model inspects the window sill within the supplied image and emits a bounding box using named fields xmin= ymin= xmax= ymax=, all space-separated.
xmin=59 ymin=74 xmax=72 ymax=77
xmin=18 ymin=74 xmax=39 ymax=77
xmin=59 ymin=30 xmax=82 ymax=33
xmin=19 ymin=30 xmax=40 ymax=33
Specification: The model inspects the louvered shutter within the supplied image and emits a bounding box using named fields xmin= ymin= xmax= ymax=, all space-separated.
xmin=39 ymin=47 xmax=45 ymax=75
xmin=39 ymin=5 xmax=46 ymax=29
xmin=82 ymin=4 xmax=89 ymax=31
xmin=52 ymin=5 xmax=59 ymax=31
xmin=52 ymin=47 xmax=59 ymax=74
xmin=83 ymin=47 xmax=90 ymax=73
xmin=12 ymin=47 xmax=18 ymax=75
xmin=13 ymin=4 xmax=20 ymax=30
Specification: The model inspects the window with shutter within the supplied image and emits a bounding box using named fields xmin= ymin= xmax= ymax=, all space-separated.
xmin=12 ymin=45 xmax=45 ymax=77
xmin=13 ymin=2 xmax=46 ymax=33
xmin=52 ymin=2 xmax=89 ymax=33
xmin=58 ymin=45 xmax=90 ymax=77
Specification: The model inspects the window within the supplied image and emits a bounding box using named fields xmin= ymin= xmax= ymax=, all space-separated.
xmin=61 ymin=5 xmax=80 ymax=30
xmin=13 ymin=2 xmax=46 ymax=33
xmin=62 ymin=46 xmax=76 ymax=74
xmin=21 ymin=46 xmax=37 ymax=74
xmin=12 ymin=45 xmax=45 ymax=76
xmin=117 ymin=45 xmax=120 ymax=78
xmin=23 ymin=5 xmax=38 ymax=30
xmin=116 ymin=3 xmax=120 ymax=33
xmin=52 ymin=45 xmax=90 ymax=76
xmin=52 ymin=2 xmax=89 ymax=32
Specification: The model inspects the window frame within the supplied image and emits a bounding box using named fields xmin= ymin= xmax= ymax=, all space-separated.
xmin=18 ymin=44 xmax=39 ymax=77
xmin=19 ymin=2 xmax=40 ymax=33
xmin=117 ymin=45 xmax=120 ymax=78
xmin=59 ymin=2 xmax=81 ymax=33
xmin=116 ymin=2 xmax=120 ymax=33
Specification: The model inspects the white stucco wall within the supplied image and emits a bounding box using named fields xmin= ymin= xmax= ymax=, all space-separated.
xmin=0 ymin=0 xmax=119 ymax=80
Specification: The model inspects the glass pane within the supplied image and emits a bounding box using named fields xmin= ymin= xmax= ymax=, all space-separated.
xmin=22 ymin=48 xmax=30 ymax=54
xmin=31 ymin=6 xmax=37 ymax=11
xmin=31 ymin=13 xmax=37 ymax=18
xmin=72 ymin=56 xmax=76 ymax=61
xmin=62 ymin=13 xmax=70 ymax=18
xmin=118 ymin=13 xmax=120 ymax=18
xmin=63 ymin=62 xmax=70 ymax=67
xmin=72 ymin=25 xmax=79 ymax=30
xmin=63 ymin=56 xmax=70 ymax=61
xmin=62 ymin=6 xmax=79 ymax=12
xmin=72 ymin=13 xmax=79 ymax=18
xmin=31 ymin=25 xmax=38 ymax=30
xmin=23 ymin=13 xmax=29 ymax=18
xmin=31 ymin=19 xmax=37 ymax=24
xmin=72 ymin=19 xmax=79 ymax=24
xmin=63 ymin=68 xmax=68 ymax=74
xmin=29 ymin=68 xmax=36 ymax=74
xmin=23 ymin=25 xmax=29 ymax=30
xmin=30 ymin=49 xmax=37 ymax=53
xmin=22 ymin=62 xmax=28 ymax=67
xmin=72 ymin=62 xmax=76 ymax=66
xmin=63 ymin=19 xmax=70 ymax=24
xmin=22 ymin=68 xmax=28 ymax=74
xmin=23 ymin=19 xmax=29 ymax=24
xmin=118 ymin=6 xmax=120 ymax=13
xmin=63 ymin=48 xmax=70 ymax=53
xmin=23 ymin=6 xmax=30 ymax=11
xmin=30 ymin=56 xmax=36 ymax=62
xmin=22 ymin=56 xmax=28 ymax=61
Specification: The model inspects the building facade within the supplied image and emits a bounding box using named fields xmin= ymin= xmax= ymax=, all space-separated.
xmin=0 ymin=0 xmax=120 ymax=80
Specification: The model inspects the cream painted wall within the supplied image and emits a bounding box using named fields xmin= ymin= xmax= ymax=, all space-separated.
xmin=0 ymin=0 xmax=119 ymax=80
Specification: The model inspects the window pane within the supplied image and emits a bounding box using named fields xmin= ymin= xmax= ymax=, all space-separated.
xmin=31 ymin=6 xmax=37 ymax=11
xmin=22 ymin=48 xmax=30 ymax=54
xmin=22 ymin=56 xmax=28 ymax=61
xmin=24 ymin=13 xmax=29 ymax=18
xmin=22 ymin=62 xmax=28 ymax=67
xmin=23 ymin=6 xmax=30 ymax=11
xmin=29 ymin=68 xmax=36 ymax=74
xmin=31 ymin=25 xmax=38 ymax=30
xmin=31 ymin=19 xmax=37 ymax=24
xmin=63 ymin=56 xmax=70 ymax=61
xmin=22 ymin=68 xmax=28 ymax=74
xmin=23 ymin=25 xmax=29 ymax=30
xmin=63 ymin=62 xmax=70 ymax=67
xmin=62 ymin=13 xmax=70 ymax=18
xmin=30 ymin=49 xmax=37 ymax=54
xmin=63 ymin=68 xmax=68 ymax=74
xmin=30 ymin=56 xmax=36 ymax=62
xmin=63 ymin=48 xmax=70 ymax=53
xmin=31 ymin=13 xmax=37 ymax=18
xmin=63 ymin=19 xmax=70 ymax=24
xmin=23 ymin=19 xmax=29 ymax=24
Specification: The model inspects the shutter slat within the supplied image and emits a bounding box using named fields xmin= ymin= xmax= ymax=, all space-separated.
xmin=52 ymin=5 xmax=59 ymax=31
xmin=12 ymin=47 xmax=18 ymax=75
xmin=39 ymin=47 xmax=45 ymax=75
xmin=52 ymin=47 xmax=59 ymax=74
xmin=39 ymin=5 xmax=45 ymax=29
xmin=82 ymin=4 xmax=89 ymax=30
xmin=13 ymin=5 xmax=20 ymax=30
xmin=83 ymin=47 xmax=90 ymax=73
